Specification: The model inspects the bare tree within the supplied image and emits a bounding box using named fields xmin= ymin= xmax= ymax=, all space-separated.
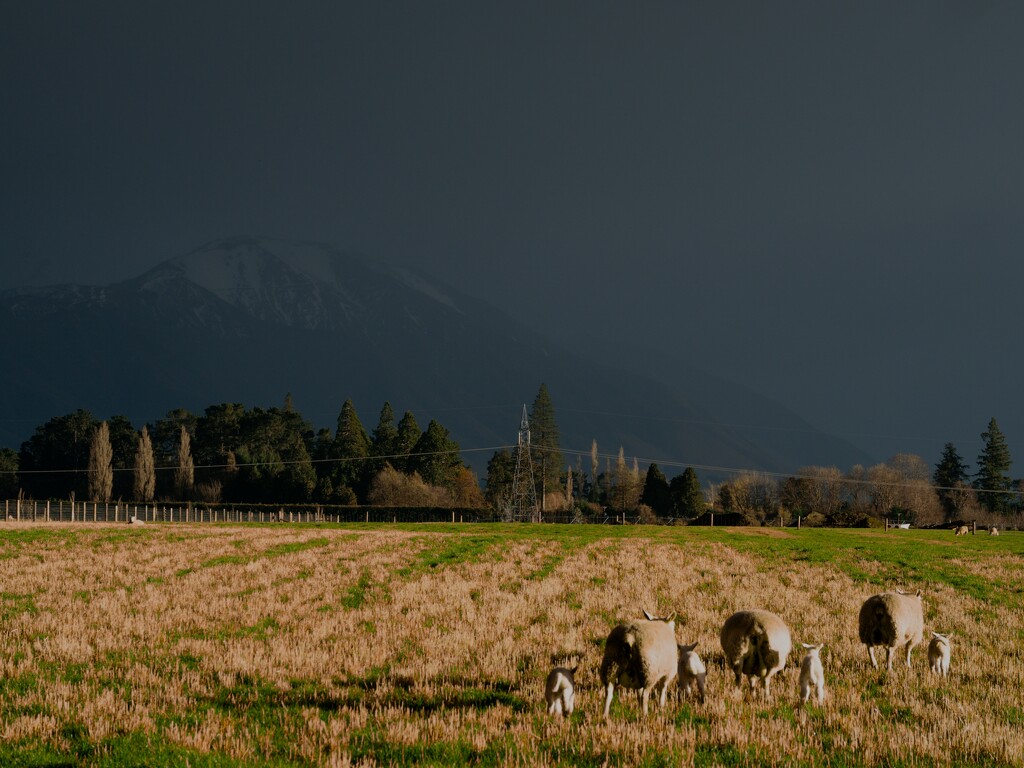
xmin=133 ymin=425 xmax=156 ymax=502
xmin=87 ymin=421 xmax=113 ymax=502
xmin=800 ymin=466 xmax=844 ymax=519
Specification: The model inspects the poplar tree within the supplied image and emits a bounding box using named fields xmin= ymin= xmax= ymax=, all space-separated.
xmin=87 ymin=421 xmax=113 ymax=502
xmin=974 ymin=418 xmax=1013 ymax=513
xmin=174 ymin=425 xmax=195 ymax=500
xmin=133 ymin=425 xmax=156 ymax=502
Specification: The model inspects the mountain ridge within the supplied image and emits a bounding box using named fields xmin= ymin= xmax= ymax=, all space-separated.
xmin=0 ymin=237 xmax=873 ymax=477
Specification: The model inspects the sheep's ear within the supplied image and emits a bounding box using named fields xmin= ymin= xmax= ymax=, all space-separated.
xmin=666 ymin=612 xmax=676 ymax=624
xmin=642 ymin=609 xmax=654 ymax=621
xmin=915 ymin=589 xmax=922 ymax=598
xmin=801 ymin=642 xmax=813 ymax=649
xmin=570 ymin=666 xmax=578 ymax=675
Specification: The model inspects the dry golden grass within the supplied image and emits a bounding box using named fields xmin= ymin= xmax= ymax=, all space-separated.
xmin=0 ymin=523 xmax=1021 ymax=766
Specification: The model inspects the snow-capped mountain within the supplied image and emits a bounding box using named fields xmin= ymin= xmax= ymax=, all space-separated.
xmin=0 ymin=237 xmax=872 ymax=474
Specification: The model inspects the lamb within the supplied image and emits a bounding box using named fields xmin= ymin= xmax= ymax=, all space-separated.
xmin=928 ymin=632 xmax=953 ymax=677
xmin=990 ymin=526 xmax=999 ymax=536
xmin=719 ymin=609 xmax=792 ymax=700
xmin=600 ymin=609 xmax=678 ymax=718
xmin=858 ymin=590 xmax=924 ymax=670
xmin=798 ymin=643 xmax=826 ymax=705
xmin=544 ymin=666 xmax=577 ymax=717
xmin=676 ymin=642 xmax=706 ymax=703
xmin=129 ymin=514 xmax=145 ymax=526
xmin=954 ymin=525 xmax=970 ymax=536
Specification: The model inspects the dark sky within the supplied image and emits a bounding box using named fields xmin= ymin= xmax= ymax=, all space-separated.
xmin=3 ymin=1 xmax=1023 ymax=466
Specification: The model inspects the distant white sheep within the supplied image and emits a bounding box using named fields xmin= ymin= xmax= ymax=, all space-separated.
xmin=798 ymin=643 xmax=826 ymax=705
xmin=928 ymin=632 xmax=953 ymax=677
xmin=954 ymin=525 xmax=970 ymax=536
xmin=600 ymin=609 xmax=678 ymax=718
xmin=129 ymin=514 xmax=145 ymax=526
xmin=720 ymin=609 xmax=792 ymax=700
xmin=990 ymin=526 xmax=999 ymax=536
xmin=676 ymin=642 xmax=706 ymax=703
xmin=544 ymin=666 xmax=577 ymax=717
xmin=858 ymin=590 xmax=924 ymax=670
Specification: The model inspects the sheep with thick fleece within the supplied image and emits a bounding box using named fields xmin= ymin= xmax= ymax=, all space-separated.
xmin=798 ymin=643 xmax=825 ymax=705
xmin=928 ymin=632 xmax=953 ymax=677
xmin=544 ymin=666 xmax=577 ymax=716
xmin=600 ymin=610 xmax=678 ymax=718
xmin=720 ymin=609 xmax=792 ymax=700
xmin=954 ymin=525 xmax=969 ymax=536
xmin=858 ymin=590 xmax=924 ymax=670
xmin=676 ymin=642 xmax=706 ymax=703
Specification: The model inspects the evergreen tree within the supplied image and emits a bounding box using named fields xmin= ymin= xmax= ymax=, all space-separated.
xmin=369 ymin=401 xmax=400 ymax=477
xmin=106 ymin=415 xmax=139 ymax=500
xmin=485 ymin=449 xmax=516 ymax=508
xmin=174 ymin=425 xmax=195 ymax=500
xmin=974 ymin=418 xmax=1013 ymax=513
xmin=133 ymin=426 xmax=156 ymax=502
xmin=934 ymin=442 xmax=970 ymax=518
xmin=670 ymin=467 xmax=705 ymax=518
xmin=0 ymin=448 xmax=17 ymax=498
xmin=529 ymin=384 xmax=562 ymax=496
xmin=640 ymin=463 xmax=672 ymax=517
xmin=19 ymin=410 xmax=96 ymax=499
xmin=409 ymin=420 xmax=461 ymax=488
xmin=394 ymin=411 xmax=422 ymax=473
xmin=87 ymin=421 xmax=114 ymax=502
xmin=332 ymin=400 xmax=371 ymax=499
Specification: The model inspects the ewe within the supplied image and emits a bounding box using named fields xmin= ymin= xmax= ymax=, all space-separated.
xmin=928 ymin=632 xmax=953 ymax=677
xmin=798 ymin=643 xmax=826 ymax=705
xmin=600 ymin=610 xmax=678 ymax=718
xmin=858 ymin=590 xmax=924 ymax=670
xmin=720 ymin=609 xmax=792 ymax=700
xmin=954 ymin=525 xmax=970 ymax=536
xmin=544 ymin=666 xmax=577 ymax=717
xmin=676 ymin=642 xmax=706 ymax=703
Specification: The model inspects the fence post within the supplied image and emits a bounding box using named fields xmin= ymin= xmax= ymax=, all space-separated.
xmin=16 ymin=498 xmax=20 ymax=521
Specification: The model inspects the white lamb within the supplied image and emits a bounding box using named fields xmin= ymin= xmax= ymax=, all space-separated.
xmin=720 ymin=609 xmax=792 ymax=700
xmin=676 ymin=642 xmax=706 ymax=703
xmin=544 ymin=666 xmax=577 ymax=717
xmin=600 ymin=609 xmax=678 ymax=718
xmin=798 ymin=643 xmax=826 ymax=705
xmin=858 ymin=590 xmax=924 ymax=670
xmin=928 ymin=632 xmax=953 ymax=677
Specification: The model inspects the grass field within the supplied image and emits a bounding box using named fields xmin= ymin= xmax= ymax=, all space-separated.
xmin=0 ymin=522 xmax=1021 ymax=767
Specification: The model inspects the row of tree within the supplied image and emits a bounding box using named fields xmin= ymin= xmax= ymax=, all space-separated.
xmin=8 ymin=396 xmax=481 ymax=506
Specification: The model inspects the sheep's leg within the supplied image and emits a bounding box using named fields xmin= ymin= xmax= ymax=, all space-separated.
xmin=867 ymin=645 xmax=878 ymax=669
xmin=885 ymin=647 xmax=893 ymax=671
xmin=658 ymin=680 xmax=669 ymax=709
xmin=697 ymin=675 xmax=706 ymax=703
xmin=641 ymin=687 xmax=651 ymax=716
xmin=904 ymin=644 xmax=913 ymax=668
xmin=763 ymin=672 xmax=773 ymax=701
xmin=816 ymin=681 xmax=824 ymax=704
xmin=602 ymin=683 xmax=615 ymax=719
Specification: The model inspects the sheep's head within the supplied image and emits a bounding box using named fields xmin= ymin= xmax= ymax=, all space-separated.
xmin=678 ymin=642 xmax=698 ymax=654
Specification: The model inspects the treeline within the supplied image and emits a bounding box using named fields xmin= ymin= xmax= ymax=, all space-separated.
xmin=4 ymin=396 xmax=483 ymax=507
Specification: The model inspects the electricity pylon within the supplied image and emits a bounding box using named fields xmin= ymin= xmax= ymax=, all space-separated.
xmin=510 ymin=404 xmax=539 ymax=522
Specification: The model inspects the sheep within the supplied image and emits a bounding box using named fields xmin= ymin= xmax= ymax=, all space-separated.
xmin=544 ymin=666 xmax=577 ymax=717
xmin=928 ymin=632 xmax=953 ymax=677
xmin=129 ymin=514 xmax=145 ymax=526
xmin=719 ymin=609 xmax=792 ymax=700
xmin=676 ymin=642 xmax=706 ymax=703
xmin=990 ymin=526 xmax=999 ymax=536
xmin=858 ymin=590 xmax=924 ymax=670
xmin=954 ymin=525 xmax=970 ymax=536
xmin=798 ymin=643 xmax=826 ymax=705
xmin=600 ymin=610 xmax=678 ymax=718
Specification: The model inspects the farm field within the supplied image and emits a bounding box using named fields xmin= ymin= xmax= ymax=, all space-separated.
xmin=0 ymin=523 xmax=1021 ymax=767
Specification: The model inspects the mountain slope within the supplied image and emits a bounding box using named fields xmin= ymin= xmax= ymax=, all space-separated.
xmin=0 ymin=237 xmax=872 ymax=476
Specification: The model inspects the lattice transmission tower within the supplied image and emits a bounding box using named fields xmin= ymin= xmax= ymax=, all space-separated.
xmin=510 ymin=404 xmax=539 ymax=522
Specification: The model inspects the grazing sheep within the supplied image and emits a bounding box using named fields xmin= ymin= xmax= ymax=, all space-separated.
xmin=928 ymin=632 xmax=953 ymax=677
xmin=858 ymin=590 xmax=924 ymax=670
xmin=600 ymin=610 xmax=678 ymax=718
xmin=990 ymin=526 xmax=999 ymax=536
xmin=798 ymin=643 xmax=826 ymax=705
xmin=720 ymin=609 xmax=792 ymax=700
xmin=954 ymin=525 xmax=970 ymax=536
xmin=544 ymin=666 xmax=577 ymax=717
xmin=676 ymin=642 xmax=706 ymax=703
